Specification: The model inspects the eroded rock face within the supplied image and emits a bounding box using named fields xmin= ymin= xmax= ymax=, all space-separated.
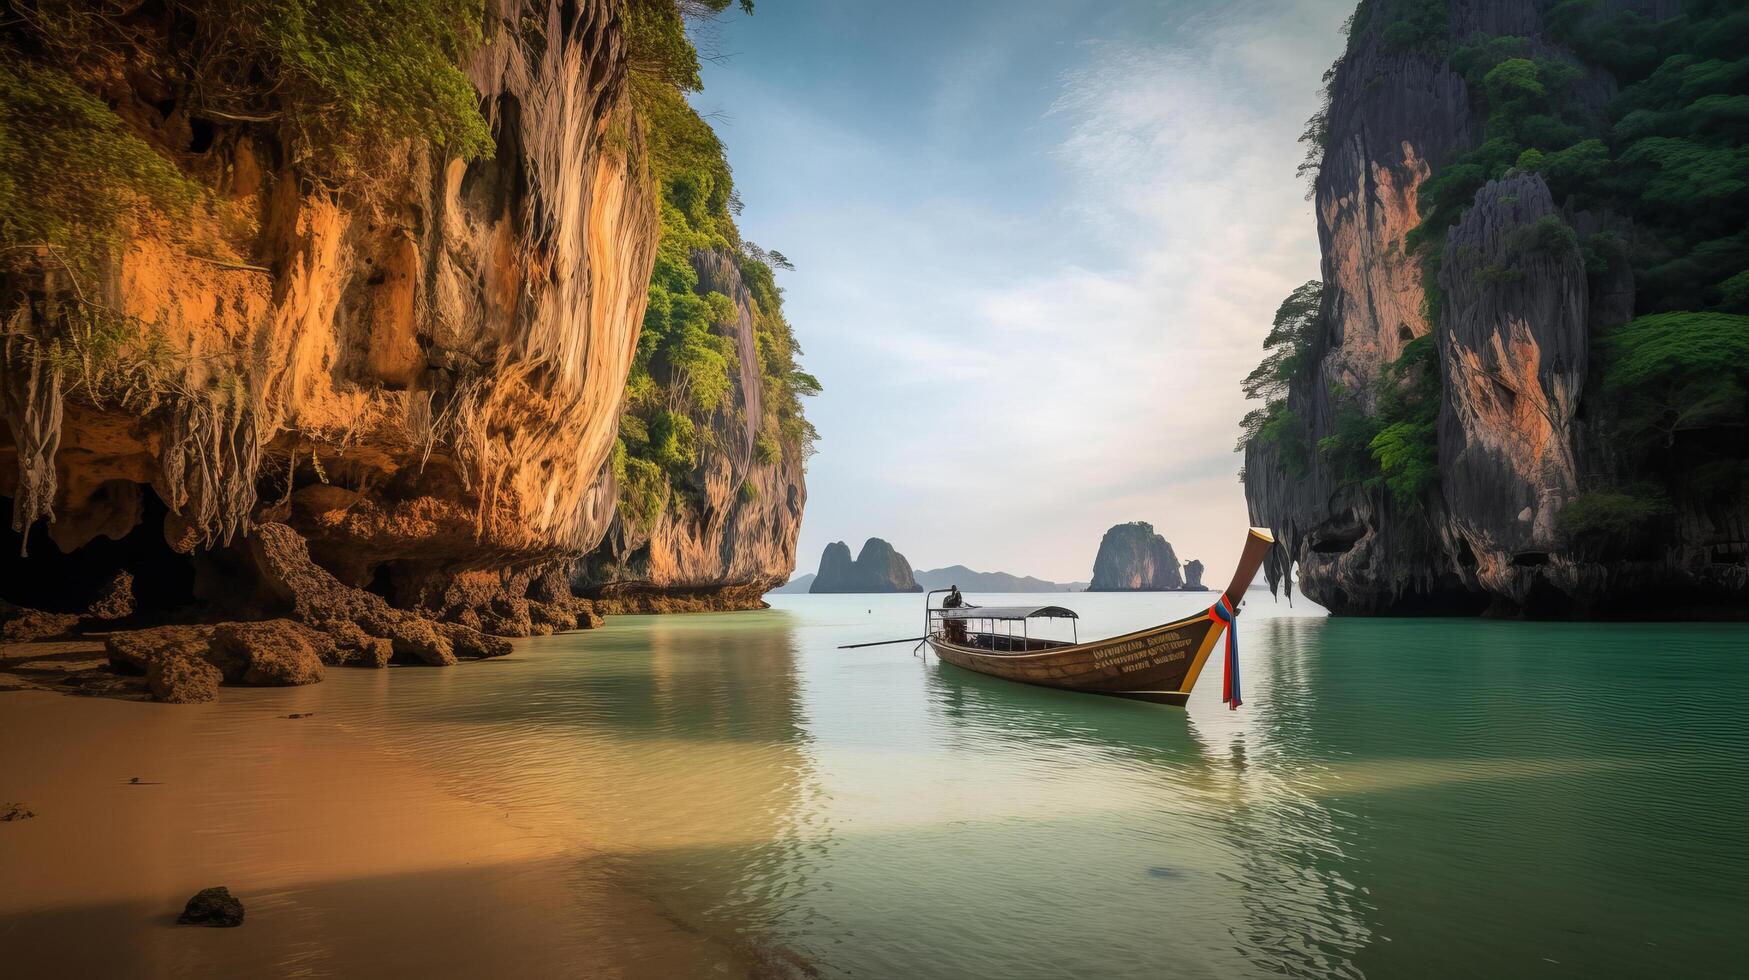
xmin=1243 ymin=3 xmax=1489 ymax=615
xmin=1243 ymin=0 xmax=1741 ymax=618
xmin=1436 ymin=174 xmax=1587 ymax=603
xmin=1 ymin=0 xmax=654 ymax=629
xmin=1088 ymin=522 xmax=1182 ymax=592
xmin=575 ymin=251 xmax=806 ymax=611
xmin=808 ymin=538 xmax=921 ymax=593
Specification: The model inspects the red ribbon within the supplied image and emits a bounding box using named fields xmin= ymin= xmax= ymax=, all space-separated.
xmin=1209 ymin=596 xmax=1241 ymax=710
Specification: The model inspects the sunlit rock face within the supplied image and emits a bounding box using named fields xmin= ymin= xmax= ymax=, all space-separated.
xmin=1436 ymin=173 xmax=1587 ymax=605
xmin=1088 ymin=522 xmax=1182 ymax=592
xmin=0 ymin=0 xmax=655 ymax=626
xmin=576 ymin=251 xmax=806 ymax=613
xmin=1244 ymin=0 xmax=1743 ymax=617
xmin=808 ymin=538 xmax=921 ymax=593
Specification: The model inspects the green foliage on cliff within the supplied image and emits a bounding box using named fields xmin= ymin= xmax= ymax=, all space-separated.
xmin=1 ymin=0 xmax=494 ymax=288
xmin=1311 ymin=336 xmax=1441 ymax=510
xmin=1557 ymin=487 xmax=1673 ymax=559
xmin=242 ymin=0 xmax=496 ymax=169
xmin=614 ymin=0 xmax=814 ymax=531
xmin=1237 ymin=281 xmax=1321 ymax=474
xmin=1349 ymin=0 xmax=1449 ymax=54
xmin=0 ymin=60 xmax=201 ymax=274
xmin=1406 ymin=1 xmax=1749 ymax=316
xmin=1600 ymin=313 xmax=1749 ymax=486
xmin=1365 ymin=334 xmax=1441 ymax=508
xmin=1404 ymin=49 xmax=1590 ymax=259
xmin=1240 ymin=277 xmax=1440 ymax=508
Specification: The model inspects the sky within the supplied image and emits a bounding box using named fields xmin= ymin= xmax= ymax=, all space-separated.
xmin=695 ymin=0 xmax=1353 ymax=586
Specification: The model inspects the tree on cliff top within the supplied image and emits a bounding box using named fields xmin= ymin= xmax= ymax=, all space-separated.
xmin=1237 ymin=281 xmax=1321 ymax=477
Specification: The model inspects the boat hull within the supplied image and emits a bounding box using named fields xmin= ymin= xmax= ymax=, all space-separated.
xmin=927 ymin=612 xmax=1222 ymax=705
xmin=922 ymin=528 xmax=1274 ymax=706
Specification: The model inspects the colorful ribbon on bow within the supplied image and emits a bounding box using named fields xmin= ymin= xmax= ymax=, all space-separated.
xmin=1209 ymin=596 xmax=1241 ymax=710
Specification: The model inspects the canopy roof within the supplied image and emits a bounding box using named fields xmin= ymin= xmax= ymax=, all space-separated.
xmin=937 ymin=604 xmax=1078 ymax=621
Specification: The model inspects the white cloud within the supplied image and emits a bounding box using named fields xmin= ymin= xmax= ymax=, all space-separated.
xmin=712 ymin=1 xmax=1352 ymax=583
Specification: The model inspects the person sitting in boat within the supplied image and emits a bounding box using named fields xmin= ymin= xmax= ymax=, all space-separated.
xmin=943 ymin=586 xmax=968 ymax=644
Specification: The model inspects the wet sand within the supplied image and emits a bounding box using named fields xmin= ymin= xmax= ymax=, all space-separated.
xmin=0 ymin=683 xmax=751 ymax=978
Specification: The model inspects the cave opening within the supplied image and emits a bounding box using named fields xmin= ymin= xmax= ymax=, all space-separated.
xmin=1455 ymin=538 xmax=1479 ymax=568
xmin=0 ymin=489 xmax=197 ymax=615
xmin=365 ymin=562 xmax=398 ymax=602
xmin=188 ymin=116 xmax=216 ymax=154
xmin=1511 ymin=551 xmax=1551 ymax=567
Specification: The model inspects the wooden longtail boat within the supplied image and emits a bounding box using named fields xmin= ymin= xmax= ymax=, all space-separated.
xmin=924 ymin=528 xmax=1275 ymax=706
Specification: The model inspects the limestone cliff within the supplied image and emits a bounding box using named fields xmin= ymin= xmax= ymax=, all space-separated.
xmin=1088 ymin=522 xmax=1183 ymax=592
xmin=1242 ymin=0 xmax=1747 ymax=617
xmin=576 ymin=250 xmax=806 ymax=612
xmin=0 ymin=0 xmax=821 ymax=703
xmin=0 ymin=1 xmax=653 ymax=636
xmin=808 ymin=538 xmax=921 ymax=593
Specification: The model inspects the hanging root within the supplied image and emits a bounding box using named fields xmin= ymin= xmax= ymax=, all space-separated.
xmin=158 ymin=376 xmax=263 ymax=550
xmin=1 ymin=312 xmax=65 ymax=555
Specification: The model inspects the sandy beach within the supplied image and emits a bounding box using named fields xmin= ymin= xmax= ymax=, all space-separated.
xmin=0 ymin=678 xmax=761 ymax=978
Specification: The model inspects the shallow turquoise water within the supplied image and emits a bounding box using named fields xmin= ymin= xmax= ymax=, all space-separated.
xmin=347 ymin=592 xmax=1748 ymax=978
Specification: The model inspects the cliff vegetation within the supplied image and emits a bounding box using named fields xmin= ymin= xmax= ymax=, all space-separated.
xmin=1241 ymin=0 xmax=1748 ymax=616
xmin=612 ymin=0 xmax=817 ymax=532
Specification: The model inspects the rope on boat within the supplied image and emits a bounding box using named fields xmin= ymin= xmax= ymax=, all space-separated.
xmin=1209 ymin=596 xmax=1241 ymax=710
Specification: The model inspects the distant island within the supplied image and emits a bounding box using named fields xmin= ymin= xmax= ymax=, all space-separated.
xmin=771 ymin=547 xmax=1087 ymax=594
xmin=1087 ymin=522 xmax=1208 ymax=592
xmin=914 ymin=567 xmax=1088 ymax=593
xmin=770 ymin=573 xmax=817 ymax=594
xmin=808 ymin=538 xmax=922 ymax=593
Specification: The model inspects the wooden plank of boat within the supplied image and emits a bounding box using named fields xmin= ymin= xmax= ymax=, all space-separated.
xmin=924 ymin=528 xmax=1274 ymax=706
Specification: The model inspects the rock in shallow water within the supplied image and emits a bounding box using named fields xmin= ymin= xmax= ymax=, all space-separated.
xmin=147 ymin=656 xmax=221 ymax=704
xmin=177 ymin=886 xmax=244 ymax=927
xmin=1 ymin=802 xmax=36 ymax=822
xmin=213 ymin=622 xmax=325 ymax=686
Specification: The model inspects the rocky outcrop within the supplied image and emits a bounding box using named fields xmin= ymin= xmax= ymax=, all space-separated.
xmin=2 ymin=1 xmax=654 ymax=628
xmin=89 ymin=522 xmax=530 ymax=701
xmin=1088 ymin=523 xmax=1183 ymax=591
xmin=1243 ymin=0 xmax=1743 ymax=618
xmin=808 ymin=538 xmax=921 ymax=593
xmin=576 ymin=251 xmax=806 ymax=612
xmin=1183 ymin=560 xmax=1207 ymax=591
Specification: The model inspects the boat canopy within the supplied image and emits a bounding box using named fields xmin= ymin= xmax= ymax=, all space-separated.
xmin=936 ymin=604 xmax=1078 ymax=621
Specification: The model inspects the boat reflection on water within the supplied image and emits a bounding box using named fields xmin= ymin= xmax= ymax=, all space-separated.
xmin=910 ymin=633 xmax=1375 ymax=980
xmin=924 ymin=653 xmax=1212 ymax=769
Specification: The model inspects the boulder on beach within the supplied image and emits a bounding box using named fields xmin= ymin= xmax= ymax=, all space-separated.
xmin=213 ymin=622 xmax=325 ymax=686
xmin=147 ymin=656 xmax=222 ymax=704
xmin=177 ymin=886 xmax=244 ymax=927
xmin=0 ymin=603 xmax=79 ymax=643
